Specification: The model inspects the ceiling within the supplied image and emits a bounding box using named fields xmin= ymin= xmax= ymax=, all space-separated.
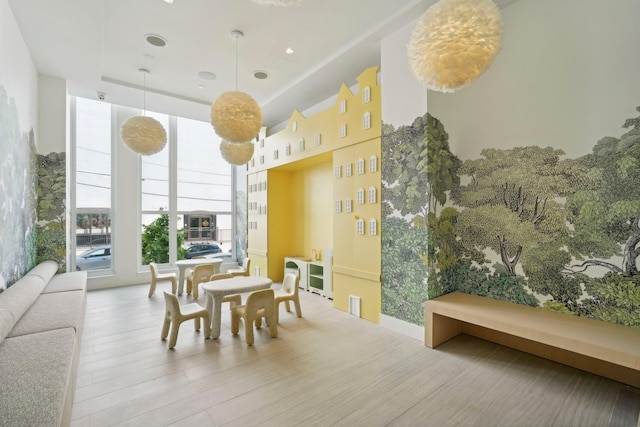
xmin=8 ymin=0 xmax=518 ymax=130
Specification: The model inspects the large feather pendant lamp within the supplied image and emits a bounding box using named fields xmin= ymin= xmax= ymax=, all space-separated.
xmin=408 ymin=0 xmax=503 ymax=93
xmin=120 ymin=69 xmax=167 ymax=155
xmin=219 ymin=139 xmax=255 ymax=165
xmin=210 ymin=30 xmax=262 ymax=152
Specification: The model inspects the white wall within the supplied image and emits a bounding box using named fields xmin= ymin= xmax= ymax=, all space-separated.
xmin=428 ymin=0 xmax=640 ymax=160
xmin=0 ymin=0 xmax=38 ymax=142
xmin=38 ymin=75 xmax=67 ymax=154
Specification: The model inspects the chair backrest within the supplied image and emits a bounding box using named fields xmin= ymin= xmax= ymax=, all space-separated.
xmin=282 ymin=273 xmax=299 ymax=296
xmin=210 ymin=273 xmax=233 ymax=281
xmin=149 ymin=262 xmax=159 ymax=278
xmin=192 ymin=264 xmax=215 ymax=285
xmin=163 ymin=291 xmax=180 ymax=315
xmin=246 ymin=288 xmax=274 ymax=314
xmin=242 ymin=258 xmax=251 ymax=271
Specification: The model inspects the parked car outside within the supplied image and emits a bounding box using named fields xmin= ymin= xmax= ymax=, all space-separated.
xmin=76 ymin=245 xmax=111 ymax=271
xmin=184 ymin=243 xmax=222 ymax=259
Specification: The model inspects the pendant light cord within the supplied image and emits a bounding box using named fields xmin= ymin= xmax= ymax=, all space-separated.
xmin=234 ymin=33 xmax=239 ymax=91
xmin=143 ymin=70 xmax=147 ymax=115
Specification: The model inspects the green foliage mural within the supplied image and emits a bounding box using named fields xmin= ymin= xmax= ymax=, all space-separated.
xmin=36 ymin=152 xmax=66 ymax=271
xmin=382 ymin=107 xmax=640 ymax=328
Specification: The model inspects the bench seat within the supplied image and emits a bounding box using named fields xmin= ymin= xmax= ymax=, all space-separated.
xmin=425 ymin=291 xmax=640 ymax=388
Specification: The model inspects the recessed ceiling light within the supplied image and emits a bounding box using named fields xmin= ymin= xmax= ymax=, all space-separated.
xmin=253 ymin=70 xmax=269 ymax=80
xmin=143 ymin=54 xmax=154 ymax=60
xmin=198 ymin=84 xmax=205 ymax=89
xmin=145 ymin=34 xmax=167 ymax=47
xmin=163 ymin=0 xmax=173 ymax=4
xmin=198 ymin=71 xmax=216 ymax=80
xmin=285 ymin=47 xmax=294 ymax=55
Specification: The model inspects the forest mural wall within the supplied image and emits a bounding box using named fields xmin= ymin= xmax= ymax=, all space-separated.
xmin=427 ymin=107 xmax=640 ymax=327
xmin=0 ymin=85 xmax=37 ymax=290
xmin=382 ymin=106 xmax=640 ymax=329
xmin=380 ymin=0 xmax=640 ymax=330
xmin=36 ymin=152 xmax=66 ymax=271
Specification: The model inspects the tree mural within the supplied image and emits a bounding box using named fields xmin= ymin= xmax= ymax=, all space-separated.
xmin=567 ymin=126 xmax=640 ymax=276
xmin=36 ymin=152 xmax=66 ymax=270
xmin=382 ymin=106 xmax=640 ymax=327
xmin=381 ymin=113 xmax=460 ymax=323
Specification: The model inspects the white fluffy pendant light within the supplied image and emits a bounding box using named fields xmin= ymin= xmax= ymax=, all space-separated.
xmin=210 ymin=30 xmax=261 ymax=167
xmin=120 ymin=69 xmax=167 ymax=155
xmin=408 ymin=0 xmax=503 ymax=93
xmin=219 ymin=139 xmax=256 ymax=165
xmin=211 ymin=90 xmax=262 ymax=143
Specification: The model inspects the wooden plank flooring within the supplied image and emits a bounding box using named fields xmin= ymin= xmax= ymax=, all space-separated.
xmin=72 ymin=283 xmax=640 ymax=427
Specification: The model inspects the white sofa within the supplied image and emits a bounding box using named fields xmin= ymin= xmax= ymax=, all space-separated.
xmin=0 ymin=260 xmax=87 ymax=426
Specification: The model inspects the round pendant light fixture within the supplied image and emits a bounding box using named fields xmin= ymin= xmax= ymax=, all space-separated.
xmin=120 ymin=69 xmax=167 ymax=155
xmin=210 ymin=30 xmax=262 ymax=166
xmin=408 ymin=0 xmax=503 ymax=93
xmin=211 ymin=90 xmax=262 ymax=143
xmin=121 ymin=116 xmax=167 ymax=155
xmin=219 ymin=139 xmax=255 ymax=165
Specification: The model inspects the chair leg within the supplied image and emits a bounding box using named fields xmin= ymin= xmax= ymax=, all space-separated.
xmin=231 ymin=311 xmax=240 ymax=335
xmin=193 ymin=283 xmax=199 ymax=300
xmin=228 ymin=295 xmax=241 ymax=311
xmin=194 ymin=316 xmax=201 ymax=331
xmin=284 ymin=300 xmax=291 ymax=312
xmin=161 ymin=315 xmax=171 ymax=340
xmin=294 ymin=298 xmax=302 ymax=318
xmin=244 ymin=317 xmax=255 ymax=346
xmin=149 ymin=280 xmax=156 ymax=298
xmin=168 ymin=321 xmax=180 ymax=349
xmin=268 ymin=312 xmax=278 ymax=339
xmin=171 ymin=278 xmax=177 ymax=294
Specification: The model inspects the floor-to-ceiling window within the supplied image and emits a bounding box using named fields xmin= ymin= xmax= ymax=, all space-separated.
xmin=73 ymin=97 xmax=113 ymax=272
xmin=72 ymin=97 xmax=239 ymax=279
xmin=176 ymin=116 xmax=232 ymax=259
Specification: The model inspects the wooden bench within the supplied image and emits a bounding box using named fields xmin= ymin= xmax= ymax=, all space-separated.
xmin=424 ymin=291 xmax=640 ymax=388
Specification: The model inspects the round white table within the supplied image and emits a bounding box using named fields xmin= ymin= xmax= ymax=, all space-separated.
xmin=175 ymin=258 xmax=223 ymax=295
xmin=201 ymin=276 xmax=273 ymax=339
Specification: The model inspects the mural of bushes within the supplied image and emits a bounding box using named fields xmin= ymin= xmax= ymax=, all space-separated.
xmin=382 ymin=107 xmax=640 ymax=328
xmin=36 ymin=152 xmax=66 ymax=271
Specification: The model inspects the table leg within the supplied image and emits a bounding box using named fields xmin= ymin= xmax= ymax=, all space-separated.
xmin=209 ymin=295 xmax=223 ymax=339
xmin=178 ymin=266 xmax=186 ymax=295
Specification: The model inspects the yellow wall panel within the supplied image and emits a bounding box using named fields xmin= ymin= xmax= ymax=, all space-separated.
xmin=267 ymin=170 xmax=292 ymax=281
xmin=247 ymin=65 xmax=381 ymax=321
xmin=333 ymin=272 xmax=381 ymax=323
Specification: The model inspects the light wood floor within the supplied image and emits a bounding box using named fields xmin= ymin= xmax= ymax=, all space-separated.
xmin=72 ymin=283 xmax=640 ymax=427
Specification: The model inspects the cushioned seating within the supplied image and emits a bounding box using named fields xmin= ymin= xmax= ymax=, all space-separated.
xmin=0 ymin=328 xmax=77 ymax=427
xmin=42 ymin=271 xmax=87 ymax=293
xmin=8 ymin=290 xmax=86 ymax=337
xmin=0 ymin=260 xmax=86 ymax=426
